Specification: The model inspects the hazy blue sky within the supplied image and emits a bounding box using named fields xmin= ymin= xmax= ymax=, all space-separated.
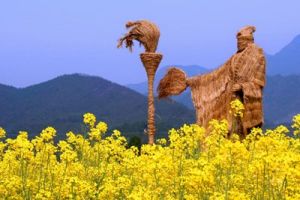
xmin=0 ymin=0 xmax=300 ymax=87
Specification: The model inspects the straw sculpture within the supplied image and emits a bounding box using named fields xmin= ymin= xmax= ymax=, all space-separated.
xmin=118 ymin=20 xmax=163 ymax=145
xmin=158 ymin=26 xmax=266 ymax=138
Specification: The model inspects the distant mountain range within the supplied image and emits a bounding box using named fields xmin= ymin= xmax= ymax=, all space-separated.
xmin=267 ymin=35 xmax=300 ymax=76
xmin=0 ymin=74 xmax=194 ymax=141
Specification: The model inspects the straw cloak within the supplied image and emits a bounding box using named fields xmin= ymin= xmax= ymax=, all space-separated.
xmin=187 ymin=43 xmax=266 ymax=135
xmin=158 ymin=43 xmax=266 ymax=136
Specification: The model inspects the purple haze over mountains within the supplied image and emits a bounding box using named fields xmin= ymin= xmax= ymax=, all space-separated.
xmin=0 ymin=0 xmax=300 ymax=88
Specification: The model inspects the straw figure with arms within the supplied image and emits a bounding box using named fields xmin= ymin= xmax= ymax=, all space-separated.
xmin=158 ymin=26 xmax=266 ymax=139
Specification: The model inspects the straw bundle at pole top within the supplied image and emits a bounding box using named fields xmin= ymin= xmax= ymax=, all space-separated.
xmin=118 ymin=20 xmax=162 ymax=145
xmin=157 ymin=25 xmax=266 ymax=138
xmin=117 ymin=20 xmax=160 ymax=53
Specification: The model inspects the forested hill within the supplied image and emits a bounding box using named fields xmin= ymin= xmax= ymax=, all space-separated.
xmin=0 ymin=74 xmax=194 ymax=140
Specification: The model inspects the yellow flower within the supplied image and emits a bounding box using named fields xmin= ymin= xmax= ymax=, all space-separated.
xmin=40 ymin=126 xmax=56 ymax=142
xmin=60 ymin=148 xmax=77 ymax=163
xmin=58 ymin=140 xmax=71 ymax=151
xmin=83 ymin=113 xmax=96 ymax=127
xmin=230 ymin=99 xmax=245 ymax=118
xmin=35 ymin=189 xmax=52 ymax=200
xmin=89 ymin=128 xmax=101 ymax=141
xmin=292 ymin=114 xmax=300 ymax=136
xmin=231 ymin=133 xmax=240 ymax=142
xmin=66 ymin=131 xmax=77 ymax=144
xmin=89 ymin=121 xmax=108 ymax=141
xmin=0 ymin=127 xmax=6 ymax=138
xmin=156 ymin=138 xmax=167 ymax=145
xmin=96 ymin=121 xmax=108 ymax=134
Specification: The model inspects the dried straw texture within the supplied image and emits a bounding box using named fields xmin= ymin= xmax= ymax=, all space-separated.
xmin=157 ymin=67 xmax=188 ymax=98
xmin=140 ymin=53 xmax=163 ymax=144
xmin=187 ymin=59 xmax=232 ymax=131
xmin=191 ymin=43 xmax=265 ymax=136
xmin=158 ymin=43 xmax=265 ymax=137
xmin=117 ymin=20 xmax=160 ymax=53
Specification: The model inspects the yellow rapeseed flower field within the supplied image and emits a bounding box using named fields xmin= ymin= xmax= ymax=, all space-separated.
xmin=0 ymin=107 xmax=299 ymax=199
